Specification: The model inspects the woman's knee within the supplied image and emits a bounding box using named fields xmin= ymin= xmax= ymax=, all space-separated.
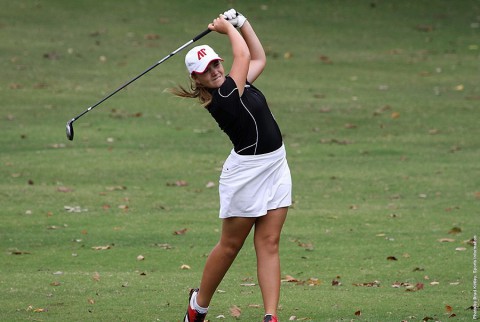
xmin=218 ymin=237 xmax=245 ymax=258
xmin=254 ymin=233 xmax=280 ymax=254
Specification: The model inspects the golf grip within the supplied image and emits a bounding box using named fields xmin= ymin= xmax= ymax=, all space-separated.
xmin=193 ymin=28 xmax=212 ymax=41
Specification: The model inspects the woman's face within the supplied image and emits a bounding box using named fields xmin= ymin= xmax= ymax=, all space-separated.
xmin=193 ymin=60 xmax=225 ymax=89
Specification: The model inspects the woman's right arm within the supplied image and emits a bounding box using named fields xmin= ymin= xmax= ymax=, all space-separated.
xmin=209 ymin=15 xmax=250 ymax=96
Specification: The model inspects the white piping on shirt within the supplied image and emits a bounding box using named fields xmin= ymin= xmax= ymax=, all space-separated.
xmin=217 ymin=84 xmax=258 ymax=155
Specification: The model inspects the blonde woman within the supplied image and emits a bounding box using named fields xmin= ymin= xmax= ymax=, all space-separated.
xmin=173 ymin=9 xmax=292 ymax=322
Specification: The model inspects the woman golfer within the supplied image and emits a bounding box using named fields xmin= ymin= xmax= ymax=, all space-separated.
xmin=172 ymin=9 xmax=292 ymax=322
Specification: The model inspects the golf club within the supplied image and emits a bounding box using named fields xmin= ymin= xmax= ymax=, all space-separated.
xmin=65 ymin=28 xmax=211 ymax=141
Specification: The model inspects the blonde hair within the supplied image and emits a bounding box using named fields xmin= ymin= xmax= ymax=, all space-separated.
xmin=169 ymin=78 xmax=213 ymax=107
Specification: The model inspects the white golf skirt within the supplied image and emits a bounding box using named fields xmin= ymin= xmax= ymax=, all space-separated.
xmin=218 ymin=144 xmax=292 ymax=218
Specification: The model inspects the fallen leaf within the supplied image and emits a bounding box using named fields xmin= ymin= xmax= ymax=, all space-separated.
xmin=33 ymin=82 xmax=48 ymax=89
xmin=392 ymin=281 xmax=424 ymax=291
xmin=64 ymin=205 xmax=88 ymax=213
xmin=344 ymin=123 xmax=357 ymax=129
xmin=445 ymin=305 xmax=453 ymax=313
xmin=282 ymin=275 xmax=299 ymax=283
xmin=92 ymin=245 xmax=111 ymax=250
xmin=206 ymin=181 xmax=215 ymax=188
xmin=49 ymin=143 xmax=66 ymax=148
xmin=230 ymin=305 xmax=241 ymax=318
xmin=387 ymin=256 xmax=398 ymax=261
xmin=152 ymin=243 xmax=173 ymax=249
xmin=88 ymin=298 xmax=95 ymax=304
xmin=354 ymin=310 xmax=361 ymax=316
xmin=319 ymin=55 xmax=333 ymax=64
xmin=47 ymin=225 xmax=63 ymax=230
xmin=448 ymin=227 xmax=462 ymax=234
xmin=450 ymin=145 xmax=461 ymax=153
xmin=118 ymin=204 xmax=129 ymax=211
xmin=173 ymin=228 xmax=188 ymax=235
xmin=319 ymin=138 xmax=353 ymax=145
xmin=33 ymin=308 xmax=47 ymax=313
xmin=43 ymin=51 xmax=60 ymax=60
xmin=106 ymin=186 xmax=126 ymax=191
xmin=297 ymin=241 xmax=314 ymax=251
xmin=306 ymin=277 xmax=321 ymax=286
xmin=392 ymin=281 xmax=411 ymax=288
xmin=391 ymin=112 xmax=401 ymax=119
xmin=180 ymin=264 xmax=191 ymax=270
xmin=9 ymin=83 xmax=22 ymax=89
xmin=167 ymin=180 xmax=188 ymax=187
xmin=92 ymin=272 xmax=100 ymax=282
xmin=136 ymin=255 xmax=145 ymax=261
xmin=144 ymin=33 xmax=160 ymax=40
xmin=438 ymin=238 xmax=455 ymax=242
xmin=57 ymin=186 xmax=73 ymax=192
xmin=353 ymin=280 xmax=380 ymax=287
xmin=466 ymin=238 xmax=476 ymax=246
xmin=8 ymin=249 xmax=30 ymax=255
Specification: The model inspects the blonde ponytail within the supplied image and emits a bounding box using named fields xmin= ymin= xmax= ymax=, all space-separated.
xmin=168 ymin=79 xmax=213 ymax=107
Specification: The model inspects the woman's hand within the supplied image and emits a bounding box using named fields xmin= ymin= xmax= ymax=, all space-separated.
xmin=208 ymin=15 xmax=236 ymax=34
xmin=222 ymin=9 xmax=247 ymax=29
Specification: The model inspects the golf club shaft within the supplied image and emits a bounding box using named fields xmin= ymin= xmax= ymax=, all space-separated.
xmin=69 ymin=28 xmax=212 ymax=123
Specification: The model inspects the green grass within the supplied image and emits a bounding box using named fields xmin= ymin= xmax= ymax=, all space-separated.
xmin=1 ymin=0 xmax=479 ymax=321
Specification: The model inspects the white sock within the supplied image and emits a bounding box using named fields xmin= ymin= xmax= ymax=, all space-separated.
xmin=190 ymin=290 xmax=208 ymax=314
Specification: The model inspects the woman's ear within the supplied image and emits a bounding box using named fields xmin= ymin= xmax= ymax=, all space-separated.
xmin=192 ymin=75 xmax=201 ymax=86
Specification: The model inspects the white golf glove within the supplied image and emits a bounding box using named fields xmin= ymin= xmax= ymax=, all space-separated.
xmin=222 ymin=8 xmax=247 ymax=28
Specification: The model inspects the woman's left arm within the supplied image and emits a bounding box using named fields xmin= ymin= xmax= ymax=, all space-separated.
xmin=239 ymin=20 xmax=266 ymax=84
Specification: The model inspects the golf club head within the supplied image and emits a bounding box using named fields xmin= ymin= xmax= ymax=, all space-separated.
xmin=66 ymin=120 xmax=74 ymax=141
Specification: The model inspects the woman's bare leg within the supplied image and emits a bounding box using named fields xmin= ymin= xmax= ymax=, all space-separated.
xmin=254 ymin=207 xmax=288 ymax=316
xmin=195 ymin=216 xmax=256 ymax=308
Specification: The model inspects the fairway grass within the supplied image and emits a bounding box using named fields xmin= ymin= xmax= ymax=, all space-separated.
xmin=1 ymin=1 xmax=479 ymax=321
